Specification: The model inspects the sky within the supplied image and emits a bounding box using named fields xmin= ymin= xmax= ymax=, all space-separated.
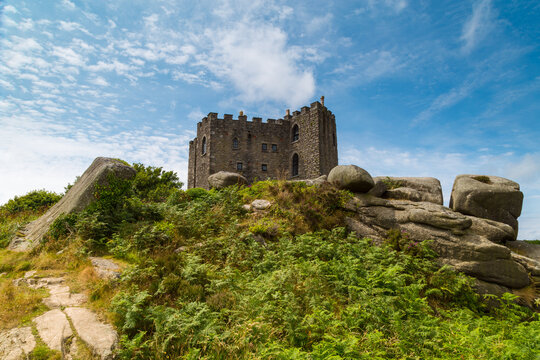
xmin=0 ymin=0 xmax=539 ymax=239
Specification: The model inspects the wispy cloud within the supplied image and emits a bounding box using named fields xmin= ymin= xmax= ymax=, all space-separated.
xmin=461 ymin=0 xmax=494 ymax=54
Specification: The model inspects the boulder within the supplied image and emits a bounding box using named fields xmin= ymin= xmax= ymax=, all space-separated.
xmin=90 ymin=257 xmax=121 ymax=280
xmin=344 ymin=195 xmax=530 ymax=289
xmin=9 ymin=157 xmax=136 ymax=251
xmin=208 ymin=171 xmax=247 ymax=189
xmin=449 ymin=175 xmax=523 ymax=238
xmin=328 ymin=165 xmax=374 ymax=193
xmin=374 ymin=176 xmax=443 ymax=205
xmin=251 ymin=199 xmax=272 ymax=210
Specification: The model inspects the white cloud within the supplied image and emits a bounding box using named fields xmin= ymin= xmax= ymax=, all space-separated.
xmin=461 ymin=0 xmax=494 ymax=54
xmin=367 ymin=0 xmax=408 ymax=13
xmin=0 ymin=79 xmax=15 ymax=91
xmin=86 ymin=60 xmax=136 ymax=77
xmin=61 ymin=0 xmax=76 ymax=10
xmin=200 ymin=23 xmax=315 ymax=107
xmin=3 ymin=17 xmax=34 ymax=31
xmin=89 ymin=76 xmax=109 ymax=86
xmin=3 ymin=5 xmax=17 ymax=13
xmin=52 ymin=46 xmax=86 ymax=67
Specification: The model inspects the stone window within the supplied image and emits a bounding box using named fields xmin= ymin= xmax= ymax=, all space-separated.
xmin=262 ymin=164 xmax=267 ymax=171
xmin=272 ymin=144 xmax=277 ymax=152
xmin=237 ymin=162 xmax=243 ymax=171
xmin=262 ymin=143 xmax=267 ymax=151
xmin=292 ymin=153 xmax=299 ymax=177
xmin=233 ymin=137 xmax=239 ymax=149
xmin=202 ymin=136 xmax=207 ymax=155
xmin=292 ymin=124 xmax=299 ymax=142
xmin=333 ymin=133 xmax=336 ymax=146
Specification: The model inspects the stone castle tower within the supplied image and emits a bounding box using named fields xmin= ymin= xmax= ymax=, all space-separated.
xmin=187 ymin=98 xmax=338 ymax=189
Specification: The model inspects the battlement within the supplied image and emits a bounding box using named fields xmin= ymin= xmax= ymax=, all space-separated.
xmin=197 ymin=101 xmax=333 ymax=128
xmin=198 ymin=113 xmax=290 ymax=127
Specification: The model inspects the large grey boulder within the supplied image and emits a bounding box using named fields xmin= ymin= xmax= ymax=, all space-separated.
xmin=375 ymin=176 xmax=443 ymax=205
xmin=328 ymin=165 xmax=374 ymax=193
xmin=9 ymin=157 xmax=136 ymax=251
xmin=344 ymin=195 xmax=530 ymax=289
xmin=449 ymin=175 xmax=523 ymax=238
xmin=208 ymin=171 xmax=247 ymax=189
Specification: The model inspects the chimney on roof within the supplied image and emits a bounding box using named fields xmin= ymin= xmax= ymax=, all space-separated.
xmin=320 ymin=96 xmax=325 ymax=106
xmin=286 ymin=109 xmax=290 ymax=116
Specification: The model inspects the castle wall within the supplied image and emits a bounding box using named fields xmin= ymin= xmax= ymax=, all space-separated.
xmin=206 ymin=115 xmax=290 ymax=184
xmin=187 ymin=101 xmax=338 ymax=188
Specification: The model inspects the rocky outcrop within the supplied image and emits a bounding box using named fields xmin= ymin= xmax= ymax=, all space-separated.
xmin=208 ymin=171 xmax=248 ymax=189
xmin=449 ymin=175 xmax=523 ymax=238
xmin=375 ymin=176 xmax=443 ymax=205
xmin=9 ymin=157 xmax=136 ymax=251
xmin=344 ymin=195 xmax=529 ymax=289
xmin=328 ymin=165 xmax=374 ymax=192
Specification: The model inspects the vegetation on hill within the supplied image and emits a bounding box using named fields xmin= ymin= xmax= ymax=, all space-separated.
xmin=0 ymin=164 xmax=539 ymax=359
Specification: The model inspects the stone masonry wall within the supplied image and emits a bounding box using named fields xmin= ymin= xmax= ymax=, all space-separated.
xmin=187 ymin=101 xmax=338 ymax=188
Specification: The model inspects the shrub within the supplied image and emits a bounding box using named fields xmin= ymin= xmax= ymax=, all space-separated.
xmin=185 ymin=187 xmax=209 ymax=200
xmin=0 ymin=190 xmax=62 ymax=215
xmin=132 ymin=163 xmax=183 ymax=202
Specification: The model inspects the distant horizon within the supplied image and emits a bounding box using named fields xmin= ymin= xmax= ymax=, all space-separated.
xmin=1 ymin=1 xmax=538 ymax=239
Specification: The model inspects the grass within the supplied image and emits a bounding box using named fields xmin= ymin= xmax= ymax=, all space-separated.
xmin=0 ymin=274 xmax=48 ymax=330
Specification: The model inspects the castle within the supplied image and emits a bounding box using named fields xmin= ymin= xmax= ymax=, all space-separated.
xmin=187 ymin=97 xmax=338 ymax=188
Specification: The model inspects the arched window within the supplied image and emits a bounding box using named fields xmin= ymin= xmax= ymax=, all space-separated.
xmin=233 ymin=137 xmax=239 ymax=149
xmin=201 ymin=136 xmax=207 ymax=155
xmin=292 ymin=124 xmax=299 ymax=142
xmin=292 ymin=153 xmax=299 ymax=177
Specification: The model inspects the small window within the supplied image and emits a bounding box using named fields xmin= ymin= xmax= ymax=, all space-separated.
xmin=333 ymin=133 xmax=336 ymax=146
xmin=202 ymin=136 xmax=207 ymax=155
xmin=233 ymin=137 xmax=239 ymax=149
xmin=292 ymin=153 xmax=299 ymax=177
xmin=262 ymin=143 xmax=267 ymax=151
xmin=237 ymin=162 xmax=243 ymax=171
xmin=292 ymin=124 xmax=299 ymax=142
xmin=271 ymin=144 xmax=277 ymax=152
xmin=262 ymin=164 xmax=267 ymax=172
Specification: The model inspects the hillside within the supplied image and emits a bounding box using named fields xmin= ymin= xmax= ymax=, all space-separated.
xmin=0 ymin=162 xmax=539 ymax=359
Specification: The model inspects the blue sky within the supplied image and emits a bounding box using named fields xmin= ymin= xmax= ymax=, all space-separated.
xmin=1 ymin=0 xmax=539 ymax=239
